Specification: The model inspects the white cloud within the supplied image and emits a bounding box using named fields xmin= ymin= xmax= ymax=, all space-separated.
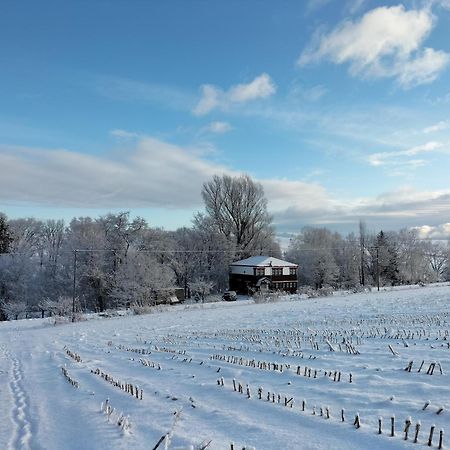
xmin=228 ymin=74 xmax=276 ymax=103
xmin=193 ymin=73 xmax=276 ymax=115
xmin=414 ymin=222 xmax=450 ymax=239
xmin=110 ymin=129 xmax=140 ymax=139
xmin=347 ymin=0 xmax=368 ymax=15
xmin=3 ymin=138 xmax=450 ymax=234
xmin=260 ymin=178 xmax=335 ymax=213
xmin=290 ymin=83 xmax=328 ymax=102
xmin=205 ymin=121 xmax=232 ymax=134
xmin=423 ymin=120 xmax=450 ymax=133
xmin=368 ymin=141 xmax=443 ymax=166
xmin=396 ymin=47 xmax=450 ymax=88
xmin=429 ymin=0 xmax=450 ymax=10
xmin=193 ymin=85 xmax=221 ymax=116
xmin=299 ymin=5 xmax=449 ymax=88
xmin=0 ymin=140 xmax=231 ymax=209
xmin=273 ymin=186 xmax=450 ymax=232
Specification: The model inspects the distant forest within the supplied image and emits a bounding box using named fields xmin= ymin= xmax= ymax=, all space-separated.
xmin=1 ymin=174 xmax=449 ymax=320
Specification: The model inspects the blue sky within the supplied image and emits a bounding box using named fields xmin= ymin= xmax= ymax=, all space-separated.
xmin=1 ymin=0 xmax=450 ymax=238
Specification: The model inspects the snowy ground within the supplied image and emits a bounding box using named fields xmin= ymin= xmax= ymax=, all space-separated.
xmin=1 ymin=284 xmax=449 ymax=450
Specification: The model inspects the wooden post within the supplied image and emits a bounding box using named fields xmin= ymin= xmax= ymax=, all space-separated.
xmin=414 ymin=422 xmax=421 ymax=443
xmin=428 ymin=425 xmax=435 ymax=447
xmin=404 ymin=417 xmax=411 ymax=440
xmin=341 ymin=409 xmax=345 ymax=422
xmin=391 ymin=416 xmax=395 ymax=437
xmin=438 ymin=430 xmax=444 ymax=450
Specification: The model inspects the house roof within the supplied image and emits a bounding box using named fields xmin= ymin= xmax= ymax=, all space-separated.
xmin=230 ymin=256 xmax=298 ymax=267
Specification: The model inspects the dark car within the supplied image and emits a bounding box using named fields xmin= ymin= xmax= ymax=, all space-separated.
xmin=222 ymin=290 xmax=237 ymax=301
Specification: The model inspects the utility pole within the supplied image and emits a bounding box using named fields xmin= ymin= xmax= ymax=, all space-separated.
xmin=72 ymin=249 xmax=77 ymax=322
xmin=376 ymin=246 xmax=380 ymax=291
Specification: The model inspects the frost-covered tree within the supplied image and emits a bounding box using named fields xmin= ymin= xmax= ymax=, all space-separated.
xmin=396 ymin=228 xmax=430 ymax=283
xmin=0 ymin=214 xmax=13 ymax=254
xmin=64 ymin=217 xmax=111 ymax=311
xmin=336 ymin=233 xmax=361 ymax=288
xmin=201 ymin=174 xmax=277 ymax=257
xmin=424 ymin=240 xmax=447 ymax=281
xmin=110 ymin=250 xmax=174 ymax=307
xmin=359 ymin=220 xmax=367 ymax=286
xmin=286 ymin=227 xmax=340 ymax=289
xmin=371 ymin=231 xmax=400 ymax=286
xmin=188 ymin=279 xmax=214 ymax=303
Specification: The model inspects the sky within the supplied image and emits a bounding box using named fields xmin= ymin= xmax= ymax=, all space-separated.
xmin=1 ymin=0 xmax=450 ymax=239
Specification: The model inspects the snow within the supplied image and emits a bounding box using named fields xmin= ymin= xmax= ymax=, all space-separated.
xmin=1 ymin=284 xmax=449 ymax=450
xmin=230 ymin=256 xmax=297 ymax=267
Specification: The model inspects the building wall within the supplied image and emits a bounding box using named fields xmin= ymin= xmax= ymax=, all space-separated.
xmin=230 ymin=265 xmax=260 ymax=275
xmin=229 ymin=273 xmax=297 ymax=295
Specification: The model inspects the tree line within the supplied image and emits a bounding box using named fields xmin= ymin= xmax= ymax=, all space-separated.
xmin=1 ymin=174 xmax=449 ymax=320
xmin=286 ymin=222 xmax=450 ymax=290
xmin=0 ymin=174 xmax=279 ymax=319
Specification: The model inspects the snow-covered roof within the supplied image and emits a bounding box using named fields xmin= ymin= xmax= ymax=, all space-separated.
xmin=230 ymin=256 xmax=297 ymax=267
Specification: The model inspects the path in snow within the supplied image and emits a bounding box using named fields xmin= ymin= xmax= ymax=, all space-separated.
xmin=8 ymin=353 xmax=33 ymax=450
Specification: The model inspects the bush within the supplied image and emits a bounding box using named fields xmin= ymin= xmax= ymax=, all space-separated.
xmin=132 ymin=304 xmax=168 ymax=315
xmin=253 ymin=291 xmax=282 ymax=304
xmin=297 ymin=286 xmax=335 ymax=298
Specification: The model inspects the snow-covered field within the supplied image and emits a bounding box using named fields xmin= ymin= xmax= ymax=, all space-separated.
xmin=1 ymin=284 xmax=449 ymax=450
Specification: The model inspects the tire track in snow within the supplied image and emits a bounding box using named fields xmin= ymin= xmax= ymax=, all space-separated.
xmin=8 ymin=354 xmax=33 ymax=450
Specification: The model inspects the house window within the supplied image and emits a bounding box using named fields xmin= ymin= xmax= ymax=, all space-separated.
xmin=290 ymin=267 xmax=297 ymax=276
xmin=255 ymin=267 xmax=265 ymax=276
xmin=272 ymin=268 xmax=283 ymax=276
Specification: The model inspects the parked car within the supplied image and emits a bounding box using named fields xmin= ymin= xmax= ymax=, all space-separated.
xmin=222 ymin=290 xmax=237 ymax=301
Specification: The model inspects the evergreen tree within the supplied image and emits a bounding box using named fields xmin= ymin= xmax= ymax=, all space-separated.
xmin=375 ymin=231 xmax=400 ymax=286
xmin=0 ymin=214 xmax=13 ymax=254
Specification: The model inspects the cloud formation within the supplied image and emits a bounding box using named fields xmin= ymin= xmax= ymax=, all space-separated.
xmin=368 ymin=141 xmax=443 ymax=166
xmin=273 ymin=187 xmax=450 ymax=232
xmin=423 ymin=120 xmax=450 ymax=133
xmin=299 ymin=5 xmax=449 ymax=88
xmin=414 ymin=222 xmax=450 ymax=240
xmin=193 ymin=74 xmax=276 ymax=115
xmin=0 ymin=140 xmax=226 ymax=210
xmin=2 ymin=137 xmax=450 ymax=234
xmin=204 ymin=121 xmax=232 ymax=134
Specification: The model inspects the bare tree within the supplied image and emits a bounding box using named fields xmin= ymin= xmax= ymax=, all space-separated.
xmin=201 ymin=174 xmax=275 ymax=257
xmin=425 ymin=241 xmax=447 ymax=281
xmin=110 ymin=250 xmax=174 ymax=308
xmin=188 ymin=279 xmax=214 ymax=303
xmin=359 ymin=220 xmax=367 ymax=286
